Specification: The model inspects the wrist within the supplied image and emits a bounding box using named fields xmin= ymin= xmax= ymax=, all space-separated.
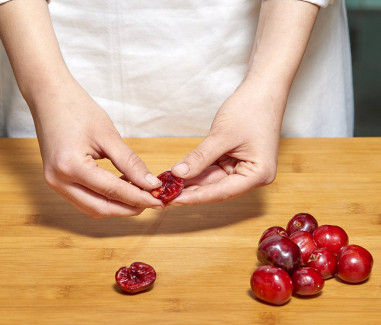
xmin=20 ymin=66 xmax=75 ymax=111
xmin=237 ymin=74 xmax=289 ymax=109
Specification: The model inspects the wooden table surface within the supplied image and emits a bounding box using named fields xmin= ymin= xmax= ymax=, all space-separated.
xmin=0 ymin=137 xmax=380 ymax=325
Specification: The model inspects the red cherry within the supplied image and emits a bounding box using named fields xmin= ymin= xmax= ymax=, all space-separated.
xmin=258 ymin=226 xmax=288 ymax=244
xmin=286 ymin=213 xmax=318 ymax=235
xmin=115 ymin=262 xmax=156 ymax=293
xmin=257 ymin=235 xmax=302 ymax=274
xmin=289 ymin=231 xmax=318 ymax=265
xmin=151 ymin=171 xmax=184 ymax=203
xmin=307 ymin=247 xmax=337 ymax=279
xmin=292 ymin=267 xmax=325 ymax=296
xmin=250 ymin=265 xmax=293 ymax=305
xmin=336 ymin=244 xmax=373 ymax=283
xmin=313 ymin=225 xmax=348 ymax=255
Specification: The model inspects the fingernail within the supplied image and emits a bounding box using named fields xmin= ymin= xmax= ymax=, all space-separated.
xmin=173 ymin=163 xmax=189 ymax=175
xmin=152 ymin=205 xmax=164 ymax=210
xmin=145 ymin=173 xmax=161 ymax=186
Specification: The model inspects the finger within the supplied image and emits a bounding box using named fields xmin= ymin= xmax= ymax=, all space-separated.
xmin=170 ymin=173 xmax=261 ymax=206
xmin=171 ymin=135 xmax=229 ymax=179
xmin=72 ymin=164 xmax=164 ymax=209
xmin=183 ymin=165 xmax=227 ymax=187
xmin=59 ymin=183 xmax=147 ymax=219
xmin=183 ymin=156 xmax=241 ymax=187
xmin=101 ymin=137 xmax=161 ymax=190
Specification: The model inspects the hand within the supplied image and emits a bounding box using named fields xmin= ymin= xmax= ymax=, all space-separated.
xmin=170 ymin=0 xmax=319 ymax=206
xmin=34 ymin=80 xmax=164 ymax=219
xmin=170 ymin=80 xmax=285 ymax=205
xmin=0 ymin=0 xmax=164 ymax=219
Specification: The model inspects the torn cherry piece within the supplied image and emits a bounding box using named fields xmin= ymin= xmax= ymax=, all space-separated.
xmin=150 ymin=171 xmax=184 ymax=204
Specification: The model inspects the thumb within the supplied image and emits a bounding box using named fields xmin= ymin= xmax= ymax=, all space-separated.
xmin=102 ymin=137 xmax=161 ymax=189
xmin=171 ymin=135 xmax=227 ymax=179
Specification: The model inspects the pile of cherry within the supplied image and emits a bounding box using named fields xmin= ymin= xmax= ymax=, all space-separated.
xmin=251 ymin=213 xmax=373 ymax=306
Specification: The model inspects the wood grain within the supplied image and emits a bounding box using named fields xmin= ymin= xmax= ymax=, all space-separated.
xmin=0 ymin=138 xmax=380 ymax=325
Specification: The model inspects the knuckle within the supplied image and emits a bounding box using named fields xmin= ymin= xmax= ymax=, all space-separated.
xmin=126 ymin=196 xmax=143 ymax=208
xmin=125 ymin=153 xmax=144 ymax=170
xmin=133 ymin=208 xmax=145 ymax=216
xmin=215 ymin=191 xmax=231 ymax=203
xmin=43 ymin=167 xmax=59 ymax=189
xmin=238 ymin=161 xmax=277 ymax=187
xmin=257 ymin=165 xmax=277 ymax=186
xmin=103 ymin=185 xmax=121 ymax=202
xmin=189 ymin=148 xmax=208 ymax=165
xmin=55 ymin=158 xmax=74 ymax=177
xmin=103 ymin=185 xmax=145 ymax=209
xmin=53 ymin=155 xmax=79 ymax=179
xmin=88 ymin=204 xmax=112 ymax=220
xmin=88 ymin=204 xmax=144 ymax=219
xmin=88 ymin=211 xmax=105 ymax=220
xmin=43 ymin=155 xmax=80 ymax=189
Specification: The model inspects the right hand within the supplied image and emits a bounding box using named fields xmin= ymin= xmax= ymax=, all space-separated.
xmin=33 ymin=80 xmax=164 ymax=219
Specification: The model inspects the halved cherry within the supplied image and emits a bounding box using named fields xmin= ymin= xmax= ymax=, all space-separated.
xmin=115 ymin=262 xmax=156 ymax=293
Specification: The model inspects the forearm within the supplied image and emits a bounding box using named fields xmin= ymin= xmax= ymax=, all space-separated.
xmin=0 ymin=0 xmax=73 ymax=109
xmin=244 ymin=0 xmax=319 ymax=104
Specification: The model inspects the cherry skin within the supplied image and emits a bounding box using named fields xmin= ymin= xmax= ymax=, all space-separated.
xmin=257 ymin=235 xmax=302 ymax=274
xmin=307 ymin=247 xmax=337 ymax=279
xmin=313 ymin=225 xmax=348 ymax=255
xmin=292 ymin=267 xmax=325 ymax=296
xmin=286 ymin=213 xmax=318 ymax=235
xmin=336 ymin=244 xmax=373 ymax=283
xmin=258 ymin=226 xmax=288 ymax=244
xmin=289 ymin=230 xmax=318 ymax=265
xmin=250 ymin=265 xmax=293 ymax=305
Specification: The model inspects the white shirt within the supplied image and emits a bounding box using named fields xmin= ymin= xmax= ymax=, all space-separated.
xmin=0 ymin=0 xmax=353 ymax=137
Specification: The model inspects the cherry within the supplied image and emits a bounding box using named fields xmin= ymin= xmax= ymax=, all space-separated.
xmin=292 ymin=267 xmax=325 ymax=296
xmin=313 ymin=225 xmax=348 ymax=255
xmin=258 ymin=226 xmax=288 ymax=244
xmin=115 ymin=262 xmax=156 ymax=293
xmin=250 ymin=265 xmax=293 ymax=305
xmin=257 ymin=235 xmax=302 ymax=274
xmin=286 ymin=213 xmax=318 ymax=235
xmin=289 ymin=231 xmax=318 ymax=265
xmin=307 ymin=247 xmax=337 ymax=279
xmin=336 ymin=244 xmax=373 ymax=283
xmin=151 ymin=171 xmax=184 ymax=203
xmin=253 ymin=215 xmax=374 ymax=304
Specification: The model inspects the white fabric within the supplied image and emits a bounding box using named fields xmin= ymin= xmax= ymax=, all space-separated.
xmin=0 ymin=0 xmax=50 ymax=4
xmin=0 ymin=1 xmax=10 ymax=4
xmin=302 ymin=0 xmax=334 ymax=8
xmin=0 ymin=0 xmax=353 ymax=138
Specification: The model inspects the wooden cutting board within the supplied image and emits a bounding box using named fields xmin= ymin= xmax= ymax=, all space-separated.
xmin=0 ymin=137 xmax=380 ymax=325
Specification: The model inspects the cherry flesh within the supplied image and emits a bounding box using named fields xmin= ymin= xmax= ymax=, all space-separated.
xmin=307 ymin=247 xmax=337 ymax=279
xmin=257 ymin=235 xmax=302 ymax=274
xmin=250 ymin=265 xmax=293 ymax=306
xmin=313 ymin=225 xmax=348 ymax=255
xmin=151 ymin=171 xmax=184 ymax=203
xmin=286 ymin=213 xmax=318 ymax=236
xmin=336 ymin=244 xmax=373 ymax=283
xmin=292 ymin=267 xmax=325 ymax=296
xmin=115 ymin=262 xmax=156 ymax=293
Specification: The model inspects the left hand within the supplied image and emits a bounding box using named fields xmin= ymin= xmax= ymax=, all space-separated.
xmin=170 ymin=80 xmax=285 ymax=205
xmin=169 ymin=0 xmax=319 ymax=206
